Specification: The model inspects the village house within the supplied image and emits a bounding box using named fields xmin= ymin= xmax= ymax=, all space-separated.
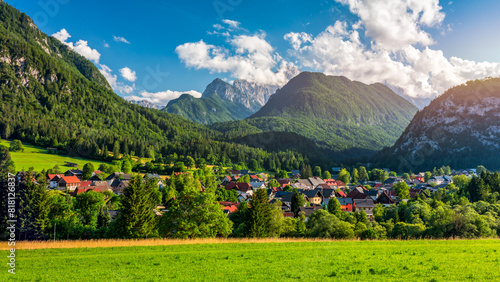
xmin=48 ymin=174 xmax=63 ymax=188
xmin=57 ymin=176 xmax=81 ymax=191
xmin=353 ymin=198 xmax=375 ymax=220
xmin=64 ymin=169 xmax=83 ymax=180
xmin=299 ymin=189 xmax=324 ymax=205
xmin=376 ymin=191 xmax=395 ymax=206
xmin=225 ymin=182 xmax=254 ymax=196
xmin=337 ymin=198 xmax=354 ymax=212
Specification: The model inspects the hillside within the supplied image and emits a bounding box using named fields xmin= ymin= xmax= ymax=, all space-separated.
xmin=164 ymin=92 xmax=254 ymax=124
xmin=214 ymin=72 xmax=418 ymax=159
xmin=0 ymin=2 xmax=308 ymax=171
xmin=376 ymin=77 xmax=500 ymax=171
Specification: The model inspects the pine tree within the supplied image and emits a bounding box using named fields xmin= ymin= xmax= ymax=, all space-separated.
xmin=18 ymin=177 xmax=49 ymax=240
xmin=246 ymin=188 xmax=271 ymax=237
xmin=113 ymin=141 xmax=120 ymax=159
xmin=115 ymin=175 xmax=159 ymax=238
xmin=291 ymin=190 xmax=304 ymax=217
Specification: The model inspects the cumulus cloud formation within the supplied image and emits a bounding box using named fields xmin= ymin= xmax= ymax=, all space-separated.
xmin=124 ymin=90 xmax=202 ymax=107
xmin=113 ymin=36 xmax=130 ymax=44
xmin=52 ymin=28 xmax=71 ymax=42
xmin=51 ymin=29 xmax=101 ymax=63
xmin=119 ymin=67 xmax=137 ymax=82
xmin=283 ymin=0 xmax=500 ymax=98
xmin=176 ymin=31 xmax=299 ymax=86
xmin=335 ymin=0 xmax=445 ymax=50
xmin=99 ymin=64 xmax=134 ymax=94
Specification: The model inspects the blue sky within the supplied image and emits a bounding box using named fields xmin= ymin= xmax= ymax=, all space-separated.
xmin=8 ymin=0 xmax=500 ymax=105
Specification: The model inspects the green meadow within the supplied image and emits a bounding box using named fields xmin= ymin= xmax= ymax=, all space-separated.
xmin=3 ymin=239 xmax=500 ymax=281
xmin=0 ymin=139 xmax=111 ymax=172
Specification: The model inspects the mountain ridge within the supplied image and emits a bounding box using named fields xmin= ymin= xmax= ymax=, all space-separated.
xmin=376 ymin=77 xmax=500 ymax=171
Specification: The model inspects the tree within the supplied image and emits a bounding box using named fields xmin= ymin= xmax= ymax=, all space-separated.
xmin=195 ymin=158 xmax=206 ymax=169
xmin=424 ymin=171 xmax=432 ymax=182
xmin=246 ymin=188 xmax=271 ymax=237
xmin=476 ymin=166 xmax=487 ymax=175
xmin=389 ymin=171 xmax=397 ymax=177
xmin=9 ymin=139 xmax=24 ymax=152
xmin=268 ymin=200 xmax=285 ymax=237
xmin=113 ymin=141 xmax=120 ymax=159
xmin=351 ymin=168 xmax=359 ymax=183
xmin=291 ymin=189 xmax=305 ymax=217
xmin=0 ymin=145 xmax=15 ymax=175
xmin=122 ymin=160 xmax=132 ymax=174
xmin=300 ymin=165 xmax=312 ymax=179
xmin=322 ymin=170 xmax=331 ymax=180
xmin=75 ymin=191 xmax=105 ymax=228
xmin=114 ymin=175 xmax=160 ymax=238
xmin=248 ymin=159 xmax=259 ymax=171
xmin=313 ymin=166 xmax=322 ymax=177
xmin=82 ymin=162 xmax=95 ymax=180
xmin=276 ymin=169 xmax=288 ymax=179
xmin=393 ymin=181 xmax=410 ymax=200
xmin=337 ymin=169 xmax=350 ymax=184
xmin=403 ymin=173 xmax=410 ymax=180
xmin=327 ymin=198 xmax=342 ymax=218
xmin=359 ymin=166 xmax=368 ymax=181
xmin=240 ymin=174 xmax=251 ymax=183
xmin=173 ymin=162 xmax=186 ymax=172
xmin=97 ymin=208 xmax=111 ymax=228
xmin=160 ymin=188 xmax=232 ymax=239
xmin=185 ymin=156 xmax=195 ymax=169
xmin=307 ymin=210 xmax=354 ymax=239
xmin=17 ymin=178 xmax=49 ymax=240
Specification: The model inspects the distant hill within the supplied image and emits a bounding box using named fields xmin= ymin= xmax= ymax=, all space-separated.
xmin=375 ymin=77 xmax=500 ymax=171
xmin=212 ymin=72 xmax=419 ymax=160
xmin=163 ymin=78 xmax=282 ymax=124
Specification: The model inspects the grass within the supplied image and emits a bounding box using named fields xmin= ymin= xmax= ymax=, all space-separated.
xmin=2 ymin=238 xmax=500 ymax=281
xmin=0 ymin=139 xmax=111 ymax=172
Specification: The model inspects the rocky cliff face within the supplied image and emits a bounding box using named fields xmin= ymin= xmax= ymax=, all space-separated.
xmin=385 ymin=77 xmax=500 ymax=170
xmin=232 ymin=79 xmax=279 ymax=109
xmin=201 ymin=78 xmax=262 ymax=111
xmin=129 ymin=100 xmax=162 ymax=109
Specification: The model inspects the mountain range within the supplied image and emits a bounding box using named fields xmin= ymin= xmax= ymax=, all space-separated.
xmin=2 ymin=1 xmax=499 ymax=171
xmin=210 ymin=72 xmax=419 ymax=159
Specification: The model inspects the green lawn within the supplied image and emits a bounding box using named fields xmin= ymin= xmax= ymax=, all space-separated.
xmin=3 ymin=240 xmax=500 ymax=281
xmin=1 ymin=139 xmax=111 ymax=172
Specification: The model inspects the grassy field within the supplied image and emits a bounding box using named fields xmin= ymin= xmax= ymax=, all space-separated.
xmin=2 ymin=239 xmax=499 ymax=281
xmin=0 ymin=139 xmax=111 ymax=172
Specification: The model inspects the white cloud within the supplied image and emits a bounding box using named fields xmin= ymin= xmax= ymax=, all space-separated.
xmin=51 ymin=29 xmax=101 ymax=63
xmin=176 ymin=32 xmax=300 ymax=86
xmin=99 ymin=64 xmax=134 ymax=94
xmin=104 ymin=42 xmax=110 ymax=48
xmin=113 ymin=36 xmax=130 ymax=44
xmin=52 ymin=28 xmax=71 ymax=42
xmin=283 ymin=1 xmax=500 ymax=98
xmin=222 ymin=19 xmax=241 ymax=29
xmin=283 ymin=32 xmax=312 ymax=50
xmin=119 ymin=67 xmax=137 ymax=82
xmin=335 ymin=0 xmax=445 ymax=50
xmin=124 ymin=90 xmax=202 ymax=106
